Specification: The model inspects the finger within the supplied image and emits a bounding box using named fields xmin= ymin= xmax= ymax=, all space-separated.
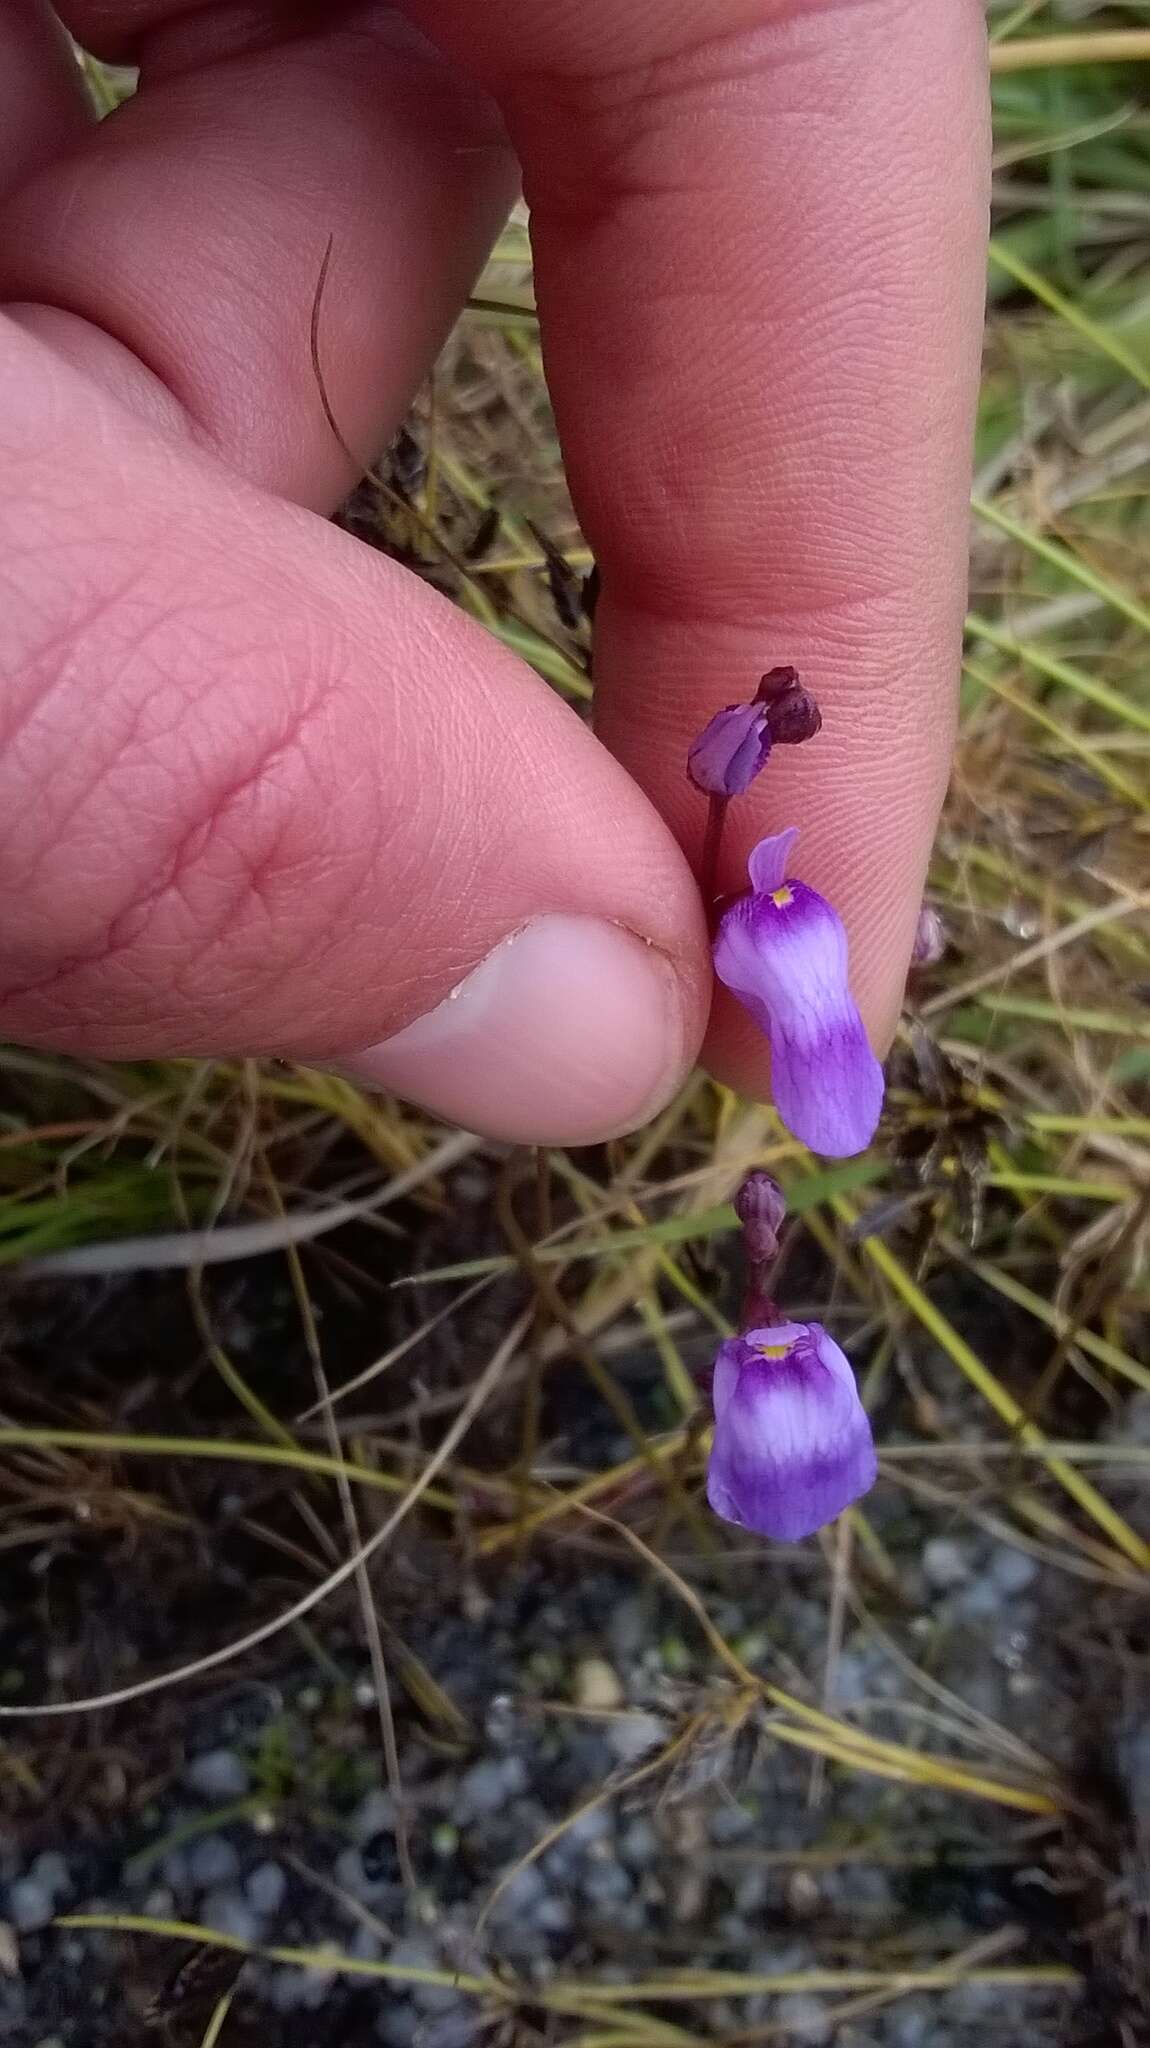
xmin=0 ymin=0 xmax=90 ymax=192
xmin=1 ymin=4 xmax=516 ymax=509
xmin=404 ymin=0 xmax=989 ymax=1097
xmin=0 ymin=317 xmax=709 ymax=1144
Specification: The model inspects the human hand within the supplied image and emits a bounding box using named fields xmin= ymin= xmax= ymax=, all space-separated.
xmin=0 ymin=0 xmax=988 ymax=1145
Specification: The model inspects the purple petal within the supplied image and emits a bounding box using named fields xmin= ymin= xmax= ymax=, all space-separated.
xmin=746 ymin=827 xmax=798 ymax=896
xmin=687 ymin=702 xmax=772 ymax=797
xmin=713 ymin=863 xmax=883 ymax=1157
xmin=706 ymin=1324 xmax=876 ymax=1542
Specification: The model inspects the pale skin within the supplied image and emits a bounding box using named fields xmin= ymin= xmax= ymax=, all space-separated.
xmin=0 ymin=0 xmax=990 ymax=1146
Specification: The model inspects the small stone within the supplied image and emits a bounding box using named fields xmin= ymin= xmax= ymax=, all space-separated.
xmin=200 ymin=1888 xmax=261 ymax=1945
xmin=988 ymin=1545 xmax=1039 ymax=1595
xmin=187 ymin=1835 xmax=241 ymax=1889
xmin=349 ymin=1924 xmax=383 ymax=1963
xmin=709 ymin=1800 xmax=755 ymax=1845
xmin=160 ymin=1850 xmax=190 ymax=1895
xmin=28 ymin=1854 xmax=70 ymax=1902
xmin=562 ymin=1805 xmax=612 ymax=1849
xmin=573 ymin=1659 xmax=624 ymax=1711
xmin=534 ymin=1897 xmax=573 ymax=1934
xmin=922 ymin=1537 xmax=970 ymax=1590
xmin=245 ymin=1861 xmax=287 ymax=1916
xmin=456 ymin=1757 xmax=527 ymax=1822
xmin=580 ymin=1857 xmax=632 ymax=1906
xmin=618 ymin=1818 xmax=659 ymax=1869
xmin=388 ymin=1937 xmax=458 ymax=2013
xmin=6 ymin=1878 xmax=53 ymax=1933
xmin=607 ymin=1713 xmax=667 ymax=1765
xmin=608 ymin=1596 xmax=648 ymax=1661
xmin=375 ymin=2003 xmax=420 ymax=2048
xmin=185 ymin=1748 xmax=250 ymax=1801
xmin=888 ymin=2000 xmax=931 ymax=2048
xmin=773 ymin=1993 xmax=830 ymax=2044
xmin=490 ymin=1865 xmax=547 ymax=1918
xmin=352 ymin=1790 xmax=396 ymax=1843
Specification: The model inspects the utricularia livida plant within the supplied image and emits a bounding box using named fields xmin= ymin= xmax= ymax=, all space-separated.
xmin=688 ymin=672 xmax=880 ymax=1536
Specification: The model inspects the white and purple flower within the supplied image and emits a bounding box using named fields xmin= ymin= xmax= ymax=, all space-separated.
xmin=713 ymin=827 xmax=884 ymax=1158
xmin=707 ymin=1322 xmax=876 ymax=1541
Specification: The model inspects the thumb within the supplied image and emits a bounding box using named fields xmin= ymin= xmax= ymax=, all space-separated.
xmin=0 ymin=322 xmax=709 ymax=1145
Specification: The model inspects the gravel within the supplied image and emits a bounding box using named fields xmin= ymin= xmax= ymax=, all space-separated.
xmin=200 ymin=1885 xmax=262 ymax=1944
xmin=6 ymin=1875 xmax=55 ymax=1932
xmin=921 ymin=1536 xmax=971 ymax=1590
xmin=184 ymin=1747 xmax=251 ymax=1800
xmin=246 ymin=1859 xmax=288 ymax=1916
xmin=186 ymin=1833 xmax=241 ymax=1889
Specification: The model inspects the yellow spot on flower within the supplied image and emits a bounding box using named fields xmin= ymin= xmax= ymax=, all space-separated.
xmin=754 ymin=1342 xmax=791 ymax=1359
xmin=770 ymin=885 xmax=793 ymax=908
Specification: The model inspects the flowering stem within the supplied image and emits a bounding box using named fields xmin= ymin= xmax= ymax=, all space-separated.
xmin=741 ymin=1262 xmax=779 ymax=1331
xmin=700 ymin=793 xmax=728 ymax=925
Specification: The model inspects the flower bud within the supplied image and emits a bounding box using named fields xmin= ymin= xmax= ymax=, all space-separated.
xmin=911 ymin=903 xmax=947 ymax=967
xmin=755 ymin=666 xmax=822 ymax=746
xmin=734 ymin=1171 xmax=787 ymax=1264
xmin=687 ymin=700 xmax=771 ymax=798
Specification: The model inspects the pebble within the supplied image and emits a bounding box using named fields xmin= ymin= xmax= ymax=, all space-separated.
xmin=185 ymin=1748 xmax=250 ymax=1801
xmin=573 ymin=1658 xmax=624 ymax=1711
xmin=988 ymin=1544 xmax=1039 ymax=1595
xmin=245 ymin=1860 xmax=287 ymax=1917
xmin=28 ymin=1854 xmax=70 ymax=1903
xmin=489 ymin=1864 xmax=547 ymax=1918
xmin=456 ymin=1756 xmax=528 ymax=1822
xmin=772 ymin=1993 xmax=830 ymax=2043
xmin=388 ymin=1936 xmax=459 ymax=2013
xmin=607 ymin=1713 xmax=667 ymax=1765
xmin=6 ymin=1877 xmax=54 ymax=1933
xmin=563 ymin=1805 xmax=612 ymax=1848
xmin=581 ymin=1857 xmax=632 ymax=1906
xmin=887 ymin=2000 xmax=931 ymax=2047
xmin=187 ymin=1834 xmax=241 ymax=1889
xmin=352 ymin=1790 xmax=396 ymax=1842
xmin=534 ymin=1897 xmax=573 ymax=1934
xmin=618 ymin=1817 xmax=660 ymax=1869
xmin=709 ymin=1800 xmax=755 ymax=1845
xmin=922 ymin=1537 xmax=970 ymax=1590
xmin=199 ymin=1888 xmax=261 ymax=1945
xmin=375 ymin=2002 xmax=420 ymax=2048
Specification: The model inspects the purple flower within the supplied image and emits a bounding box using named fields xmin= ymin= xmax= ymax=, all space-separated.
xmin=706 ymin=1323 xmax=876 ymax=1541
xmin=687 ymin=700 xmax=772 ymax=798
xmin=712 ymin=828 xmax=884 ymax=1157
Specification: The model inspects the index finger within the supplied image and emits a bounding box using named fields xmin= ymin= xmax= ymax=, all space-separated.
xmin=408 ymin=0 xmax=989 ymax=1097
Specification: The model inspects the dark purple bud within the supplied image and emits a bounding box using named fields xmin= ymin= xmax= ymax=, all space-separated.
xmin=755 ymin=666 xmax=822 ymax=746
xmin=687 ymin=700 xmax=772 ymax=797
xmin=911 ymin=903 xmax=947 ymax=967
xmin=734 ymin=1171 xmax=787 ymax=1264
